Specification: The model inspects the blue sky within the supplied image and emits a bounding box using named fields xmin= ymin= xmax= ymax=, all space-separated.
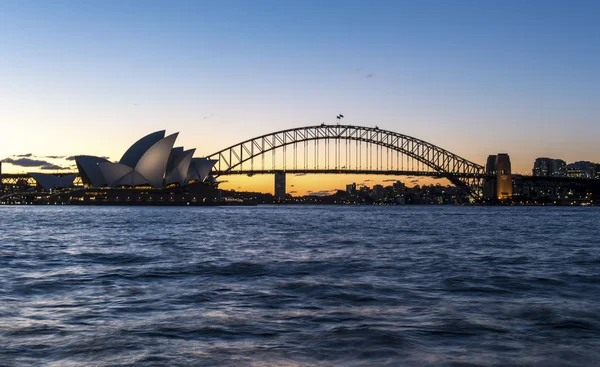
xmin=1 ymin=0 xmax=598 ymax=191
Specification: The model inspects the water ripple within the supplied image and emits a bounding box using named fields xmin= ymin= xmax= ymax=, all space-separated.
xmin=1 ymin=205 xmax=600 ymax=366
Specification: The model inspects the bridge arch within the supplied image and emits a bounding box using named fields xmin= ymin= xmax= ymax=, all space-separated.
xmin=207 ymin=125 xmax=485 ymax=198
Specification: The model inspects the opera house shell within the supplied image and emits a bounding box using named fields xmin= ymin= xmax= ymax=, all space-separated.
xmin=28 ymin=172 xmax=78 ymax=191
xmin=74 ymin=130 xmax=217 ymax=189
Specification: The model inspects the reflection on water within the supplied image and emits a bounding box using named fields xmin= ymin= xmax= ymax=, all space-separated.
xmin=1 ymin=205 xmax=600 ymax=366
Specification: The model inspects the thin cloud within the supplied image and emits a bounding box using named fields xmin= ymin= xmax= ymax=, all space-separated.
xmin=1 ymin=157 xmax=51 ymax=167
xmin=307 ymin=189 xmax=336 ymax=196
xmin=43 ymin=155 xmax=66 ymax=159
xmin=14 ymin=153 xmax=33 ymax=158
xmin=66 ymin=155 xmax=110 ymax=161
xmin=40 ymin=163 xmax=69 ymax=170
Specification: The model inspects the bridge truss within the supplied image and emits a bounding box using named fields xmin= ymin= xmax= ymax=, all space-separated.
xmin=207 ymin=124 xmax=486 ymax=198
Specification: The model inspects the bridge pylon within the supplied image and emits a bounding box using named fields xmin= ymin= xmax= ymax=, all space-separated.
xmin=275 ymin=172 xmax=286 ymax=199
xmin=483 ymin=154 xmax=512 ymax=201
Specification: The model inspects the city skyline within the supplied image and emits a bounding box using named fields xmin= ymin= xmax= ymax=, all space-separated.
xmin=1 ymin=1 xmax=599 ymax=194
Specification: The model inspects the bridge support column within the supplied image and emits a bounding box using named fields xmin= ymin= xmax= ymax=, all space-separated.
xmin=483 ymin=155 xmax=497 ymax=201
xmin=274 ymin=172 xmax=286 ymax=200
xmin=483 ymin=154 xmax=513 ymax=201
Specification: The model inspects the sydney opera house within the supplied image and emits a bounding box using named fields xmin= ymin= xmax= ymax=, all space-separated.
xmin=13 ymin=131 xmax=220 ymax=205
xmin=73 ymin=130 xmax=216 ymax=190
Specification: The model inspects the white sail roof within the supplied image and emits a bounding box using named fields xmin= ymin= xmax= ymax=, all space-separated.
xmin=165 ymin=148 xmax=196 ymax=185
xmin=119 ymin=130 xmax=165 ymax=168
xmin=29 ymin=173 xmax=77 ymax=191
xmin=187 ymin=158 xmax=217 ymax=183
xmin=74 ymin=155 xmax=110 ymax=187
xmin=134 ymin=133 xmax=178 ymax=188
xmin=98 ymin=162 xmax=136 ymax=186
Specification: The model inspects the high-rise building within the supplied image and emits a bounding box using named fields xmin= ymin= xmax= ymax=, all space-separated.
xmin=274 ymin=172 xmax=286 ymax=199
xmin=371 ymin=184 xmax=384 ymax=200
xmin=532 ymin=158 xmax=566 ymax=177
xmin=346 ymin=182 xmax=357 ymax=195
xmin=552 ymin=159 xmax=567 ymax=177
xmin=392 ymin=181 xmax=405 ymax=194
xmin=566 ymin=161 xmax=596 ymax=179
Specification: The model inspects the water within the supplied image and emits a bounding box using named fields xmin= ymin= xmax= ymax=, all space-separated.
xmin=1 ymin=205 xmax=600 ymax=366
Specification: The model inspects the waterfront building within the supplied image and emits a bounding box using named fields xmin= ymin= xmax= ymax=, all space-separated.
xmin=346 ymin=182 xmax=357 ymax=195
xmin=359 ymin=185 xmax=370 ymax=195
xmin=392 ymin=181 xmax=405 ymax=194
xmin=532 ymin=158 xmax=566 ymax=177
xmin=566 ymin=161 xmax=597 ymax=179
xmin=371 ymin=184 xmax=384 ymax=200
xmin=74 ymin=130 xmax=217 ymax=189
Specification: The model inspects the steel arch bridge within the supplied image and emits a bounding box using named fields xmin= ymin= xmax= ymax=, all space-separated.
xmin=207 ymin=124 xmax=486 ymax=198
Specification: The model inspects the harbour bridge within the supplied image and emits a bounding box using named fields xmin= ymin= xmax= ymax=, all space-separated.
xmin=207 ymin=124 xmax=487 ymax=199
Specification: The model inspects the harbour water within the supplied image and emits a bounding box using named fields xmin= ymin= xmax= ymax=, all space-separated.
xmin=1 ymin=205 xmax=599 ymax=366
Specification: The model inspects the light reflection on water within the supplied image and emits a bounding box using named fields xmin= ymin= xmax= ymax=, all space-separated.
xmin=1 ymin=205 xmax=600 ymax=366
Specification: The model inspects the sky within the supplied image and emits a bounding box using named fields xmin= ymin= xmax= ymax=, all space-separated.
xmin=1 ymin=0 xmax=598 ymax=194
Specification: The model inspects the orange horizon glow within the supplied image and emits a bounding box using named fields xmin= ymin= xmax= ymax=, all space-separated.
xmin=0 ymin=130 xmax=590 ymax=196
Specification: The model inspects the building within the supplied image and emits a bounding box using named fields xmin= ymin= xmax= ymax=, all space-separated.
xmin=346 ymin=182 xmax=357 ymax=195
xmin=370 ymin=184 xmax=385 ymax=200
xmin=532 ymin=158 xmax=566 ymax=177
xmin=359 ymin=185 xmax=370 ymax=195
xmin=74 ymin=130 xmax=217 ymax=189
xmin=392 ymin=181 xmax=405 ymax=194
xmin=566 ymin=161 xmax=596 ymax=179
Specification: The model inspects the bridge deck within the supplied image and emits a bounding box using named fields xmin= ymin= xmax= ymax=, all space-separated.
xmin=213 ymin=169 xmax=487 ymax=179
